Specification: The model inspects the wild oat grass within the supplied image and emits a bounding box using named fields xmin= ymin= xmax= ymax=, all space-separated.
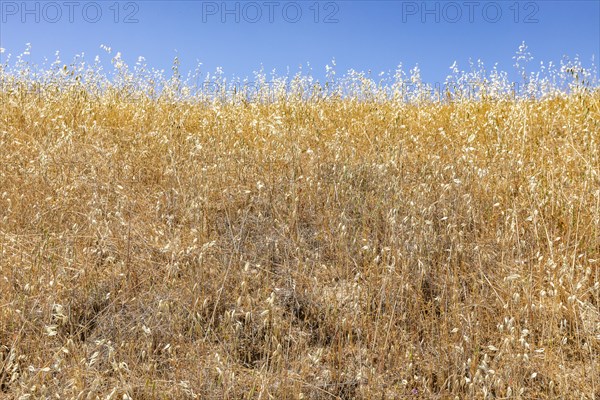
xmin=0 ymin=47 xmax=599 ymax=399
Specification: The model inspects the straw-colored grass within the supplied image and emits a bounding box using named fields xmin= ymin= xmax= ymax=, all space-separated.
xmin=0 ymin=50 xmax=599 ymax=399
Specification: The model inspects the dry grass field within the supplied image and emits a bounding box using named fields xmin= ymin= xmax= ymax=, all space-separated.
xmin=1 ymin=51 xmax=599 ymax=398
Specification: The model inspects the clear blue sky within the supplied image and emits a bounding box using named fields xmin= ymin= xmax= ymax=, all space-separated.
xmin=1 ymin=1 xmax=599 ymax=84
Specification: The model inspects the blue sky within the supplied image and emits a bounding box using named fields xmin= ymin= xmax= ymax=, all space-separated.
xmin=1 ymin=1 xmax=599 ymax=84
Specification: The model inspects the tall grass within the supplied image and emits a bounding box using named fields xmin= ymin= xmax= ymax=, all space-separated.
xmin=0 ymin=45 xmax=599 ymax=398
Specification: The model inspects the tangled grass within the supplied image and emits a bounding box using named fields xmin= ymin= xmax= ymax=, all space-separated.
xmin=0 ymin=47 xmax=599 ymax=398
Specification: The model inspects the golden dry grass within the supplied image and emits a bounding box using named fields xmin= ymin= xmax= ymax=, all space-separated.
xmin=0 ymin=61 xmax=599 ymax=399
